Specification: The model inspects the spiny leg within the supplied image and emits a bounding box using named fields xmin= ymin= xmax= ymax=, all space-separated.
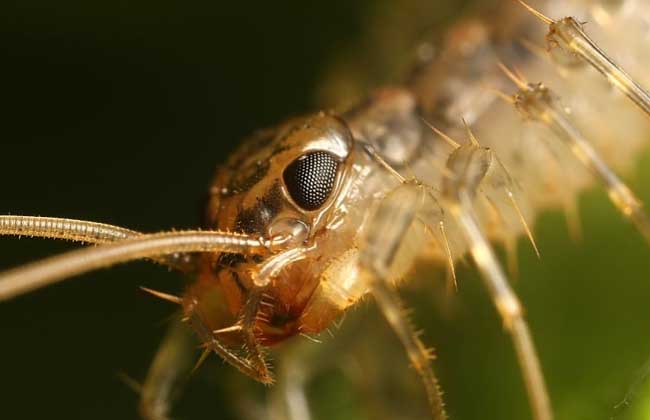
xmin=182 ymin=246 xmax=317 ymax=387
xmin=185 ymin=307 xmax=274 ymax=385
xmin=141 ymin=284 xmax=276 ymax=387
xmin=441 ymin=135 xmax=552 ymax=420
xmin=503 ymin=71 xmax=650 ymax=240
xmin=359 ymin=182 xmax=447 ymax=420
xmin=238 ymin=288 xmax=274 ymax=382
xmin=371 ymin=279 xmax=444 ymax=418
xmin=515 ymin=0 xmax=650 ymax=118
xmin=139 ymin=318 xmax=196 ymax=420
xmin=0 ymin=216 xmax=272 ymax=411
xmin=231 ymin=247 xmax=324 ymax=384
xmin=267 ymin=301 xmax=438 ymax=420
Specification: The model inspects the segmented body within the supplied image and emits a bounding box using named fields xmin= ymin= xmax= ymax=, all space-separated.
xmin=2 ymin=1 xmax=650 ymax=420
xmin=166 ymin=0 xmax=650 ymax=415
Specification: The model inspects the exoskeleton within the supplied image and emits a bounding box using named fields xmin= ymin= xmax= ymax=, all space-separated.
xmin=3 ymin=1 xmax=650 ymax=419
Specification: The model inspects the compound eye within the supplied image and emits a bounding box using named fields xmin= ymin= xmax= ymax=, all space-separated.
xmin=283 ymin=151 xmax=340 ymax=211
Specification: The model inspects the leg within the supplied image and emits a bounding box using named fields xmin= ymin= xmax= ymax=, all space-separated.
xmin=359 ymin=182 xmax=447 ymax=420
xmin=139 ymin=318 xmax=196 ymax=420
xmin=450 ymin=197 xmax=551 ymax=420
xmin=267 ymin=303 xmax=434 ymax=420
xmin=442 ymin=139 xmax=552 ymax=420
xmin=267 ymin=340 xmax=316 ymax=420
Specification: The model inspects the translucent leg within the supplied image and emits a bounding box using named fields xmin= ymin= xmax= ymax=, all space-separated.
xmin=139 ymin=318 xmax=196 ymax=420
xmin=550 ymin=17 xmax=650 ymax=118
xmin=441 ymin=138 xmax=553 ymax=420
xmin=360 ymin=183 xmax=447 ymax=420
xmin=371 ymin=279 xmax=445 ymax=419
xmin=267 ymin=305 xmax=436 ymax=420
xmin=517 ymin=1 xmax=650 ymax=117
xmin=450 ymin=196 xmax=552 ymax=420
xmin=267 ymin=340 xmax=316 ymax=420
xmin=511 ymin=80 xmax=650 ymax=240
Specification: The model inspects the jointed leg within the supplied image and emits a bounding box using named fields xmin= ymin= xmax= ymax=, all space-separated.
xmin=451 ymin=196 xmax=552 ymax=420
xmin=267 ymin=340 xmax=316 ymax=420
xmin=370 ymin=279 xmax=446 ymax=419
xmin=360 ymin=183 xmax=447 ymax=420
xmin=440 ymin=134 xmax=553 ymax=420
xmin=139 ymin=318 xmax=196 ymax=420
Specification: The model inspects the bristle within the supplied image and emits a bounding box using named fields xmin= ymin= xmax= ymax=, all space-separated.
xmin=514 ymin=0 xmax=554 ymax=25
xmin=139 ymin=287 xmax=183 ymax=305
xmin=363 ymin=143 xmax=408 ymax=182
xmin=424 ymin=346 xmax=437 ymax=361
xmin=191 ymin=347 xmax=212 ymax=375
xmin=513 ymin=66 xmax=529 ymax=86
xmin=518 ymin=37 xmax=547 ymax=60
xmin=507 ymin=191 xmax=541 ymax=259
xmin=462 ymin=119 xmax=481 ymax=147
xmin=497 ymin=61 xmax=529 ymax=90
xmin=512 ymin=82 xmax=650 ymax=241
xmin=437 ymin=221 xmax=457 ymax=290
xmin=369 ymin=274 xmax=447 ymax=419
xmin=299 ymin=333 xmax=323 ymax=344
xmin=213 ymin=324 xmax=243 ymax=334
xmin=482 ymin=84 xmax=516 ymax=104
xmin=547 ymin=16 xmax=650 ymax=118
xmin=420 ymin=117 xmax=461 ymax=149
xmin=116 ymin=371 xmax=143 ymax=394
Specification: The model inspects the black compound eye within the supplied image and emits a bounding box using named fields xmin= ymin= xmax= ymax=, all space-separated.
xmin=283 ymin=151 xmax=340 ymax=211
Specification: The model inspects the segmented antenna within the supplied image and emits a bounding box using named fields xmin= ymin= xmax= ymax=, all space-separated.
xmin=0 ymin=230 xmax=264 ymax=301
xmin=0 ymin=215 xmax=195 ymax=270
xmin=0 ymin=215 xmax=136 ymax=243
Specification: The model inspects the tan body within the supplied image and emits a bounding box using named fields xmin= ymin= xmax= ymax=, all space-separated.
xmin=1 ymin=1 xmax=650 ymax=420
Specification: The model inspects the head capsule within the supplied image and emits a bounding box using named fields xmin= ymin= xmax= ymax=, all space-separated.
xmin=184 ymin=113 xmax=364 ymax=369
xmin=208 ymin=112 xmax=352 ymax=243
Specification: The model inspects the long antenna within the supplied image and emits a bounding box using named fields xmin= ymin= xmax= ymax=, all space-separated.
xmin=0 ymin=230 xmax=263 ymax=301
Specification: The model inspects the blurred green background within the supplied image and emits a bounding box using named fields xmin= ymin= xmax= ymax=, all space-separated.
xmin=1 ymin=1 xmax=650 ymax=419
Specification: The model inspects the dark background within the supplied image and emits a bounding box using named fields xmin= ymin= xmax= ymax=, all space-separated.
xmin=1 ymin=1 xmax=650 ymax=419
